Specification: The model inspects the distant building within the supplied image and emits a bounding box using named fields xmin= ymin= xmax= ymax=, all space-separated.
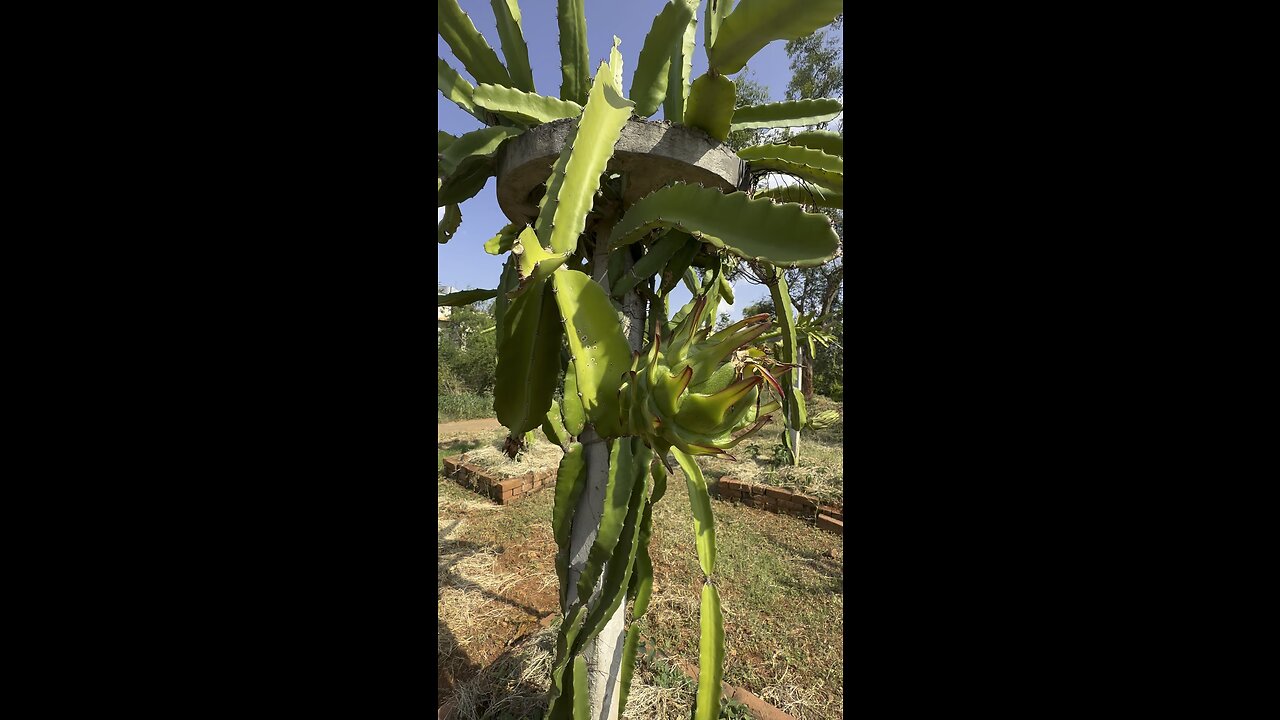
xmin=438 ymin=286 xmax=456 ymax=336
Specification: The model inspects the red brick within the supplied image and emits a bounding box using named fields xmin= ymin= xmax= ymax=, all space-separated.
xmin=817 ymin=514 xmax=843 ymax=534
xmin=501 ymin=489 xmax=516 ymax=503
xmin=443 ymin=457 xmax=460 ymax=475
xmin=498 ymin=477 xmax=524 ymax=493
xmin=765 ymin=487 xmax=790 ymax=500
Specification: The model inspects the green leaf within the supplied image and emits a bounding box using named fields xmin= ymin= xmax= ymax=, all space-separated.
xmin=552 ymin=269 xmax=631 ymax=438
xmin=561 ymin=362 xmax=586 ymax=436
xmin=494 ymin=255 xmax=518 ymax=341
xmin=579 ymin=441 xmax=649 ymax=645
xmin=610 ymin=230 xmax=690 ymax=298
xmin=683 ymin=73 xmax=736 ymax=141
xmin=557 ymin=0 xmax=590 ymax=105
xmin=437 ymin=204 xmax=462 ymax=244
xmin=573 ymin=439 xmax=638 ymax=605
xmin=682 ymin=267 xmax=703 ymax=295
xmin=571 ymin=656 xmax=590 ymax=720
xmin=438 ymin=155 xmax=495 ymax=206
xmin=489 ymin=0 xmax=536 ymax=93
xmin=694 ymin=582 xmax=725 ymax=720
xmin=769 ymin=274 xmax=806 ymax=431
xmin=618 ymin=623 xmax=642 ymax=718
xmin=510 ymin=227 xmax=572 ymax=300
xmin=707 ymin=0 xmax=843 ymax=75
xmin=753 ymin=179 xmax=843 ymax=208
xmin=438 ymin=131 xmax=459 ymax=155
xmin=628 ymin=500 xmax=656 ymax=617
xmin=737 ymin=143 xmax=842 ymax=174
xmin=438 ymin=0 xmax=513 ymax=87
xmin=718 ymin=272 xmax=735 ymax=304
xmin=784 ymin=129 xmax=843 ymax=157
xmin=672 ymin=446 xmax=716 ymax=576
xmin=440 ymin=126 xmax=523 ymax=173
xmin=704 ymin=0 xmax=733 ymax=53
xmin=552 ymin=442 xmax=587 ymax=609
xmin=539 ymin=57 xmax=635 ymax=254
xmin=650 ymin=453 xmax=669 ymax=504
xmin=473 ymin=84 xmax=583 ymax=126
xmin=657 ymin=233 xmax=701 ymax=296
xmin=609 ymin=184 xmax=840 ymax=268
xmin=546 ymin=607 xmax=586 ymax=720
xmin=730 ymin=97 xmax=843 ymax=130
xmin=494 ymin=281 xmax=562 ymax=434
xmin=543 ymin=404 xmax=570 ymax=449
xmin=665 ymin=4 xmax=699 ymax=123
xmin=439 ymin=126 xmax=523 ymax=205
xmin=438 ymin=57 xmax=486 ymax=123
xmin=630 ymin=0 xmax=700 ymax=118
xmin=437 ymin=287 xmax=497 ymax=306
xmin=483 ymin=222 xmax=524 ymax=255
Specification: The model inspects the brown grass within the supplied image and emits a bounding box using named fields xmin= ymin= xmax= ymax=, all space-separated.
xmin=438 ymin=424 xmax=844 ymax=719
xmin=460 ymin=438 xmax=564 ymax=477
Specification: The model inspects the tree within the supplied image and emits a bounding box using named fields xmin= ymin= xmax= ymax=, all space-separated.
xmin=785 ymin=14 xmax=843 ymax=130
xmin=438 ymin=2 xmax=843 ymax=718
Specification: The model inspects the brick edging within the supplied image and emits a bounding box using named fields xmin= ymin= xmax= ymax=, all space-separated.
xmin=714 ymin=477 xmax=844 ymax=534
xmin=441 ymin=454 xmax=557 ymax=505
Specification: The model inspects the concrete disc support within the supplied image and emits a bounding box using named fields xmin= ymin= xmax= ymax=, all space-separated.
xmin=495 ymin=118 xmax=746 ymax=225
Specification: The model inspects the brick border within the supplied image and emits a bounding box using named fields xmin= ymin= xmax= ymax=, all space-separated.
xmin=441 ymin=454 xmax=557 ymax=505
xmin=715 ymin=477 xmax=844 ymax=534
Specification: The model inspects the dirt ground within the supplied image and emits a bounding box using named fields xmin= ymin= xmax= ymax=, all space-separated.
xmin=437 ymin=423 xmax=844 ymax=719
xmin=438 ymin=418 xmax=503 ymax=442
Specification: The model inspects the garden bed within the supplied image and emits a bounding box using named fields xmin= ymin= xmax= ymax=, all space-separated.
xmin=716 ymin=477 xmax=844 ymax=535
xmin=699 ymin=435 xmax=845 ymax=507
xmin=442 ymin=438 xmax=563 ymax=505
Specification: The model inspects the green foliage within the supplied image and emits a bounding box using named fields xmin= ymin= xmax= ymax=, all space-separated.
xmin=437 ymin=203 xmax=461 ymax=244
xmin=438 ymin=287 xmax=497 ymax=306
xmin=473 ymin=83 xmax=582 ymax=126
xmin=494 ymin=280 xmax=561 ymax=434
xmin=629 ymin=0 xmax=700 ymax=117
xmin=730 ymin=97 xmax=843 ymax=131
xmin=783 ymin=129 xmax=843 ymax=156
xmin=684 ymin=73 xmax=736 ymax=141
xmin=753 ymin=179 xmax=842 ymax=208
xmin=438 ymin=299 xmax=500 ymax=399
xmin=438 ymin=57 xmax=486 ymax=123
xmin=552 ymin=442 xmax=587 ymax=607
xmin=436 ymin=4 xmax=845 ymax=716
xmin=490 ymin=0 xmax=536 ymax=93
xmin=609 ymin=183 xmax=840 ymax=268
xmin=723 ymin=70 xmax=770 ymax=152
xmin=557 ymin=0 xmax=590 ymax=104
xmin=738 ymin=142 xmax=843 ymax=190
xmin=541 ymin=51 xmax=634 ymax=254
xmin=438 ymin=0 xmax=513 ymax=88
xmin=706 ymin=0 xmax=843 ymax=75
xmin=785 ymin=15 xmax=844 ymax=104
xmin=695 ymin=582 xmax=725 ymax=720
xmin=664 ymin=3 xmax=699 ymax=123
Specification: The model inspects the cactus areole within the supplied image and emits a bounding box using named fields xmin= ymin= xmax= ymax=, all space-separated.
xmin=438 ymin=2 xmax=842 ymax=718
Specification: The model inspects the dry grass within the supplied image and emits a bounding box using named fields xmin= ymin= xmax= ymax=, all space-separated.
xmin=460 ymin=438 xmax=564 ymax=477
xmin=700 ymin=435 xmax=845 ymax=504
xmin=437 ymin=423 xmax=844 ymax=720
xmin=447 ymin=624 xmax=556 ymax=720
xmin=445 ymin=620 xmax=697 ymax=720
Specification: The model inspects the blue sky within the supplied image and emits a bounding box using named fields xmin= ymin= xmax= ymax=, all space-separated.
xmin=438 ymin=0 xmax=805 ymax=316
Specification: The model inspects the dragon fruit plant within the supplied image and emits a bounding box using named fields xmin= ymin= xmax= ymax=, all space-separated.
xmin=438 ymin=1 xmax=843 ymax=718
